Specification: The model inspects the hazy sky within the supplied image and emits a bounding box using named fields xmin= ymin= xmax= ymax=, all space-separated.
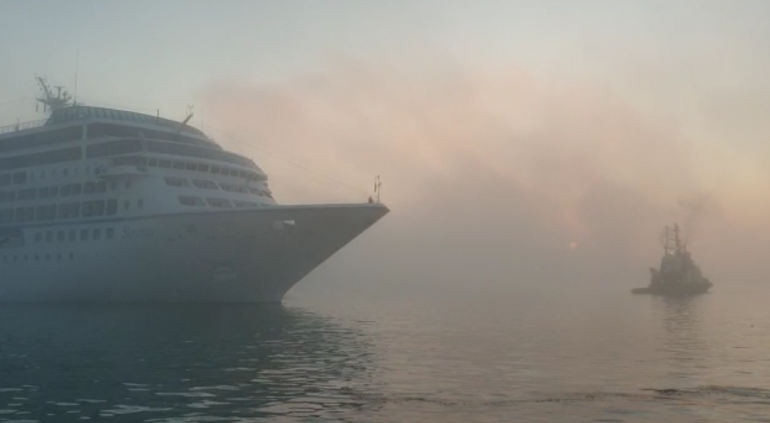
xmin=2 ymin=1 xmax=770 ymax=293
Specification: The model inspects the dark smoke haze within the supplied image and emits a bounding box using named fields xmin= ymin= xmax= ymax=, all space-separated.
xmin=199 ymin=56 xmax=770 ymax=294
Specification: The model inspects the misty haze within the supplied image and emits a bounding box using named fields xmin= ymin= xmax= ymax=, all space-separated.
xmin=2 ymin=1 xmax=770 ymax=422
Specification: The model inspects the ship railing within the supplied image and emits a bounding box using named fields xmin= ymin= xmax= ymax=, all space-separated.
xmin=0 ymin=119 xmax=47 ymax=135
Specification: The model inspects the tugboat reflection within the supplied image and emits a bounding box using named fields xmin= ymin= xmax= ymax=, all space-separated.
xmin=652 ymin=294 xmax=710 ymax=383
xmin=0 ymin=305 xmax=378 ymax=421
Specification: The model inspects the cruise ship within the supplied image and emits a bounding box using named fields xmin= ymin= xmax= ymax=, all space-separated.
xmin=0 ymin=77 xmax=389 ymax=303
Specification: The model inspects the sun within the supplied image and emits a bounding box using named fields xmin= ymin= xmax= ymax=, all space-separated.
xmin=568 ymin=241 xmax=578 ymax=250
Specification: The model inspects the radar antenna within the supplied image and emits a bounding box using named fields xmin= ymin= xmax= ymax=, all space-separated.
xmin=175 ymin=104 xmax=195 ymax=135
xmin=35 ymin=75 xmax=72 ymax=114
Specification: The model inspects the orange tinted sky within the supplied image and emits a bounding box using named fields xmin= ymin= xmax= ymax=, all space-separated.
xmin=3 ymin=0 xmax=770 ymax=290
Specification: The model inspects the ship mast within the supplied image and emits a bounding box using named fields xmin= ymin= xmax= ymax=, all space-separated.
xmin=35 ymin=76 xmax=72 ymax=114
xmin=661 ymin=223 xmax=684 ymax=255
xmin=673 ymin=223 xmax=681 ymax=252
xmin=175 ymin=105 xmax=194 ymax=135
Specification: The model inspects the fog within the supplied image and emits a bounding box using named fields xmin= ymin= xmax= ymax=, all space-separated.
xmin=199 ymin=54 xmax=770 ymax=295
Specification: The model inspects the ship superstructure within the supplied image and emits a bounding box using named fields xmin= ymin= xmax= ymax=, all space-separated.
xmin=631 ymin=223 xmax=713 ymax=296
xmin=0 ymin=78 xmax=388 ymax=302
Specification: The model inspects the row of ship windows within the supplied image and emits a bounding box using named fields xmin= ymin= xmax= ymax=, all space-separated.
xmin=164 ymin=177 xmax=272 ymax=198
xmin=0 ymin=169 xmax=131 ymax=188
xmin=0 ymin=172 xmax=28 ymax=186
xmin=0 ymin=193 xmax=260 ymax=221
xmin=3 ymin=252 xmax=76 ymax=263
xmin=34 ymin=227 xmax=115 ymax=243
xmin=0 ymin=199 xmax=145 ymax=223
xmin=113 ymin=155 xmax=264 ymax=183
xmin=27 ymin=165 xmax=111 ymax=182
xmin=0 ymin=180 xmax=131 ymax=203
xmin=30 ymin=166 xmax=88 ymax=181
xmin=178 ymin=196 xmax=262 ymax=208
xmin=0 ymin=134 xmax=255 ymax=173
xmin=0 ymin=178 xmax=270 ymax=206
xmin=90 ymin=136 xmax=255 ymax=168
xmin=0 ymin=156 xmax=265 ymax=189
xmin=1 ymin=227 xmax=119 ymax=263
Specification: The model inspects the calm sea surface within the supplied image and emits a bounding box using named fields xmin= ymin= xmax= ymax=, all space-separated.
xmin=2 ymin=283 xmax=770 ymax=422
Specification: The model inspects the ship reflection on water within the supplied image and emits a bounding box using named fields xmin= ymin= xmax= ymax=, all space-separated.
xmin=651 ymin=294 xmax=710 ymax=384
xmin=0 ymin=304 xmax=380 ymax=421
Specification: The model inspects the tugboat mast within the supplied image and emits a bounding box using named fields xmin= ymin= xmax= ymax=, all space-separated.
xmin=661 ymin=223 xmax=685 ymax=255
xmin=673 ymin=223 xmax=682 ymax=253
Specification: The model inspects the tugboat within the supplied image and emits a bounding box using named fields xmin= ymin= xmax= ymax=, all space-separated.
xmin=631 ymin=223 xmax=713 ymax=296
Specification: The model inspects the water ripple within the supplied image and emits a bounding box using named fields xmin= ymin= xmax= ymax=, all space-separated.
xmin=1 ymin=290 xmax=770 ymax=422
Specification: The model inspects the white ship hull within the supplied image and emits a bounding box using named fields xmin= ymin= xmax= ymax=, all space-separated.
xmin=0 ymin=203 xmax=388 ymax=303
xmin=0 ymin=82 xmax=390 ymax=303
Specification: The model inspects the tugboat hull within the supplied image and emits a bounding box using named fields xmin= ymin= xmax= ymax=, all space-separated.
xmin=632 ymin=223 xmax=714 ymax=297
